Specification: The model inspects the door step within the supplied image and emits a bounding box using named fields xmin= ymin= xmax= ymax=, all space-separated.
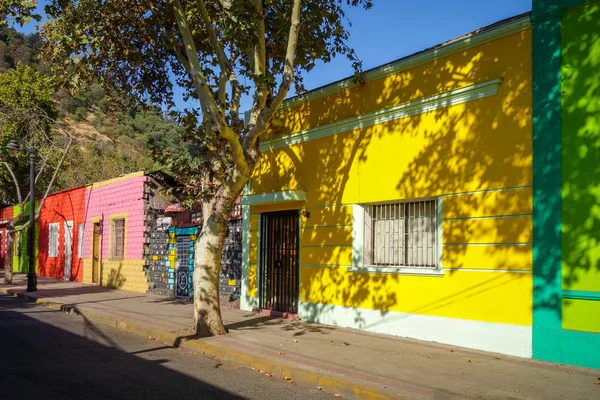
xmin=252 ymin=308 xmax=300 ymax=320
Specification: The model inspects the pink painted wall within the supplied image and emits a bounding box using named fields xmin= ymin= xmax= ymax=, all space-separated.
xmin=83 ymin=176 xmax=147 ymax=260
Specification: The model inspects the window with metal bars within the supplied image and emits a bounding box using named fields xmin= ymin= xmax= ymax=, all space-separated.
xmin=363 ymin=199 xmax=438 ymax=268
xmin=111 ymin=219 xmax=125 ymax=259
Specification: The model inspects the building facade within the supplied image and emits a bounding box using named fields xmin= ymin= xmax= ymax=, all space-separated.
xmin=37 ymin=186 xmax=86 ymax=282
xmin=531 ymin=0 xmax=600 ymax=369
xmin=240 ymin=5 xmax=600 ymax=369
xmin=241 ymin=13 xmax=534 ymax=358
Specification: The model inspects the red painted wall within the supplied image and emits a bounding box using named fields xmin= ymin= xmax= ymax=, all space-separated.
xmin=0 ymin=206 xmax=13 ymax=270
xmin=37 ymin=187 xmax=86 ymax=281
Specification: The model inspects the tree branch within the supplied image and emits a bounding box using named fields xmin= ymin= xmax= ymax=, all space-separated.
xmin=172 ymin=0 xmax=220 ymax=117
xmin=245 ymin=0 xmax=268 ymax=131
xmin=196 ymin=0 xmax=233 ymax=112
xmin=244 ymin=0 xmax=302 ymax=147
xmin=2 ymin=161 xmax=22 ymax=205
xmin=172 ymin=0 xmax=249 ymax=176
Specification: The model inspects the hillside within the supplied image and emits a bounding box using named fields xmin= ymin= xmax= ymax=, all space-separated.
xmin=0 ymin=23 xmax=183 ymax=192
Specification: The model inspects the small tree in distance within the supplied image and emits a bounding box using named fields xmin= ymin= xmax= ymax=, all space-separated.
xmin=40 ymin=0 xmax=373 ymax=336
xmin=0 ymin=64 xmax=73 ymax=284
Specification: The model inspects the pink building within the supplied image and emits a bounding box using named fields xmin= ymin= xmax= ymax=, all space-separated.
xmin=80 ymin=171 xmax=175 ymax=292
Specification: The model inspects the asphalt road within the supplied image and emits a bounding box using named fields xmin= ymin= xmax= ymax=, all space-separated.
xmin=0 ymin=294 xmax=329 ymax=400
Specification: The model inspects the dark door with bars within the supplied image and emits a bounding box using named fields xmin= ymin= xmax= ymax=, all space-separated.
xmin=260 ymin=210 xmax=299 ymax=313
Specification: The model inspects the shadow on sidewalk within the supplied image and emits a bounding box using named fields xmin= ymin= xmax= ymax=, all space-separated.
xmin=0 ymin=295 xmax=244 ymax=400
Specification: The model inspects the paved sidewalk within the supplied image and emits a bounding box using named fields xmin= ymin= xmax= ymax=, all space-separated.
xmin=1 ymin=273 xmax=599 ymax=400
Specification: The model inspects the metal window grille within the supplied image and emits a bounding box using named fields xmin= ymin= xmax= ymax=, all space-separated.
xmin=364 ymin=199 xmax=437 ymax=268
xmin=112 ymin=219 xmax=125 ymax=259
xmin=48 ymin=223 xmax=60 ymax=258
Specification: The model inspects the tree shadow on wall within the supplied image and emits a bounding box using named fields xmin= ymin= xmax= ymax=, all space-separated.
xmin=556 ymin=4 xmax=600 ymax=315
xmin=252 ymin=21 xmax=535 ymax=330
xmin=106 ymin=263 xmax=126 ymax=289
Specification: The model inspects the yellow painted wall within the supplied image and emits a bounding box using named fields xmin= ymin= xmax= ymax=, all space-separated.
xmin=248 ymin=29 xmax=533 ymax=327
xmin=300 ymin=266 xmax=531 ymax=325
xmin=82 ymin=258 xmax=147 ymax=293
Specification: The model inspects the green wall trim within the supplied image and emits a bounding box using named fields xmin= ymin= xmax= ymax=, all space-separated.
xmin=279 ymin=15 xmax=529 ymax=111
xmin=562 ymin=290 xmax=600 ymax=301
xmin=443 ymin=213 xmax=532 ymax=221
xmin=443 ymin=243 xmax=532 ymax=247
xmin=241 ymin=190 xmax=307 ymax=206
xmin=262 ymin=79 xmax=502 ymax=152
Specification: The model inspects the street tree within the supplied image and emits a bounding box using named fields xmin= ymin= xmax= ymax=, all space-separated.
xmin=40 ymin=0 xmax=373 ymax=336
xmin=0 ymin=64 xmax=73 ymax=284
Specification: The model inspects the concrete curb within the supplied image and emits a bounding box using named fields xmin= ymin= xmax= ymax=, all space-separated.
xmin=0 ymin=287 xmax=403 ymax=400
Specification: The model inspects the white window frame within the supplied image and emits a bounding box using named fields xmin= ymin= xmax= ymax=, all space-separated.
xmin=48 ymin=222 xmax=60 ymax=258
xmin=78 ymin=224 xmax=85 ymax=258
xmin=351 ymin=197 xmax=443 ymax=276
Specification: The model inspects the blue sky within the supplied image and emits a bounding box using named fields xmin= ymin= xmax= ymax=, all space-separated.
xmin=16 ymin=0 xmax=532 ymax=113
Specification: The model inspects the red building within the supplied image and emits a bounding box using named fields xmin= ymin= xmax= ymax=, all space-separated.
xmin=0 ymin=206 xmax=14 ymax=270
xmin=37 ymin=186 xmax=86 ymax=281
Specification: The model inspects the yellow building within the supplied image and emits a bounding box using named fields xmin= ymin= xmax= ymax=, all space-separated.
xmin=241 ymin=13 xmax=533 ymax=357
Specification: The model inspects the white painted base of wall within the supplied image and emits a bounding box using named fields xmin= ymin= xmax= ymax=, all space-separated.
xmin=298 ymin=301 xmax=532 ymax=358
xmin=240 ymin=294 xmax=258 ymax=311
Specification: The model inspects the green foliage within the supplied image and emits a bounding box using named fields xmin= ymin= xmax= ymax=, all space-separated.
xmin=0 ymin=22 xmax=45 ymax=71
xmin=0 ymin=18 xmax=186 ymax=193
xmin=0 ymin=63 xmax=59 ymax=203
xmin=41 ymin=0 xmax=373 ymax=205
xmin=0 ymin=0 xmax=41 ymax=26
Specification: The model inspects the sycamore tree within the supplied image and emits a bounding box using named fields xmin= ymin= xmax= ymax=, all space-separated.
xmin=0 ymin=64 xmax=73 ymax=284
xmin=41 ymin=0 xmax=372 ymax=336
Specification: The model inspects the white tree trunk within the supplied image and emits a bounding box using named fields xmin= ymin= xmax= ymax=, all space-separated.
xmin=193 ymin=204 xmax=229 ymax=336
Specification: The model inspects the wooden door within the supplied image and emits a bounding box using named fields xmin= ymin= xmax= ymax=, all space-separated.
xmin=92 ymin=222 xmax=101 ymax=284
xmin=64 ymin=221 xmax=73 ymax=279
